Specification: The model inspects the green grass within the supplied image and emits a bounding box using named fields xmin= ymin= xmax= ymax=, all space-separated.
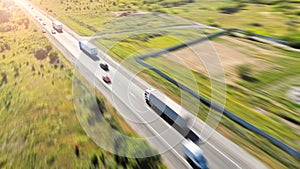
xmin=144 ymin=54 xmax=299 ymax=141
xmin=30 ymin=0 xmax=300 ymax=41
xmin=0 ymin=2 xmax=166 ymax=168
xmin=95 ymin=27 xmax=212 ymax=61
xmin=174 ymin=1 xmax=299 ymax=37
xmin=95 ymin=32 xmax=300 ymax=168
xmin=93 ymin=23 xmax=300 ymax=168
xmin=26 ymin=0 xmax=300 ymax=168
xmin=142 ymin=55 xmax=300 ymax=168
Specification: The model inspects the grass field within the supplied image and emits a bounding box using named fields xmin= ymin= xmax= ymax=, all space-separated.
xmin=31 ymin=0 xmax=299 ymax=42
xmin=96 ymin=28 xmax=210 ymax=60
xmin=92 ymin=30 xmax=300 ymax=168
xmin=142 ymin=36 xmax=300 ymax=168
xmin=26 ymin=0 xmax=300 ymax=168
xmin=172 ymin=0 xmax=299 ymax=37
xmin=0 ymin=2 xmax=165 ymax=168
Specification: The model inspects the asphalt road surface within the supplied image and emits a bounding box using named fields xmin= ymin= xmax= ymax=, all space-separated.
xmin=16 ymin=1 xmax=268 ymax=168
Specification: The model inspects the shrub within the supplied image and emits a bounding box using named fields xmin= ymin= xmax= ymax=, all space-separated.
xmin=46 ymin=155 xmax=55 ymax=166
xmin=218 ymin=5 xmax=243 ymax=14
xmin=1 ymin=72 xmax=8 ymax=86
xmin=90 ymin=153 xmax=99 ymax=167
xmin=49 ymin=52 xmax=59 ymax=64
xmin=74 ymin=144 xmax=80 ymax=157
xmin=45 ymin=45 xmax=52 ymax=52
xmin=237 ymin=64 xmax=252 ymax=80
xmin=14 ymin=69 xmax=19 ymax=78
xmin=113 ymin=137 xmax=163 ymax=169
xmin=0 ymin=42 xmax=10 ymax=52
xmin=249 ymin=22 xmax=262 ymax=27
xmin=34 ymin=48 xmax=48 ymax=60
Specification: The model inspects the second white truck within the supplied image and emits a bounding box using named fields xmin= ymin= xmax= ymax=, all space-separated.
xmin=144 ymin=88 xmax=200 ymax=143
xmin=79 ymin=41 xmax=99 ymax=61
xmin=52 ymin=20 xmax=63 ymax=33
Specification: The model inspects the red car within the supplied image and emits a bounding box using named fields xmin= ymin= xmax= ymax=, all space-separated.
xmin=102 ymin=76 xmax=111 ymax=84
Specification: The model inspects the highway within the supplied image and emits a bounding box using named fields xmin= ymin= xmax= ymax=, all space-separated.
xmin=16 ymin=0 xmax=268 ymax=168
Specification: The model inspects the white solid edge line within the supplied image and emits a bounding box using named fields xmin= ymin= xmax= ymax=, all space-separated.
xmin=20 ymin=1 xmax=243 ymax=168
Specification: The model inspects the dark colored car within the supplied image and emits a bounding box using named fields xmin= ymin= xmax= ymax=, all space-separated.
xmin=100 ymin=63 xmax=109 ymax=71
xmin=102 ymin=76 xmax=111 ymax=84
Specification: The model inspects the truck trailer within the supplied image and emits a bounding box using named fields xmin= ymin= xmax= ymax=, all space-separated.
xmin=144 ymin=88 xmax=200 ymax=143
xmin=52 ymin=21 xmax=63 ymax=32
xmin=183 ymin=140 xmax=209 ymax=169
xmin=79 ymin=41 xmax=99 ymax=61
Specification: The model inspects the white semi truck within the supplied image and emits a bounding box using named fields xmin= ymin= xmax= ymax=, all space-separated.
xmin=183 ymin=140 xmax=209 ymax=169
xmin=52 ymin=20 xmax=63 ymax=32
xmin=144 ymin=88 xmax=200 ymax=143
xmin=79 ymin=41 xmax=99 ymax=61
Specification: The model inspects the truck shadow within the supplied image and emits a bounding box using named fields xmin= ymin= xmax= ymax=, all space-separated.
xmin=186 ymin=157 xmax=202 ymax=169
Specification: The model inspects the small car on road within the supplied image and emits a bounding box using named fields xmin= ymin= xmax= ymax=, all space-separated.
xmin=51 ymin=30 xmax=56 ymax=34
xmin=42 ymin=29 xmax=46 ymax=33
xmin=102 ymin=76 xmax=111 ymax=84
xmin=99 ymin=63 xmax=109 ymax=71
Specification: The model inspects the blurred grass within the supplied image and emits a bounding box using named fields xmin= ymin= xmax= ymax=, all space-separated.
xmin=95 ymin=32 xmax=300 ymax=168
xmin=27 ymin=0 xmax=300 ymax=168
xmin=143 ymin=54 xmax=300 ymax=168
xmin=95 ymin=27 xmax=212 ymax=61
xmin=0 ymin=2 xmax=165 ymax=168
xmin=31 ymin=0 xmax=300 ymax=41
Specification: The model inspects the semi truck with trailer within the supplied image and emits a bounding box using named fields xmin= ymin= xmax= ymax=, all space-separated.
xmin=144 ymin=88 xmax=200 ymax=143
xmin=52 ymin=21 xmax=63 ymax=33
xmin=183 ymin=140 xmax=209 ymax=169
xmin=79 ymin=41 xmax=99 ymax=61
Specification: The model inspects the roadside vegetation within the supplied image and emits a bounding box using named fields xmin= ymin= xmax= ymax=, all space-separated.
xmin=28 ymin=0 xmax=300 ymax=168
xmin=94 ymin=30 xmax=300 ymax=168
xmin=0 ymin=1 xmax=166 ymax=168
xmin=95 ymin=27 xmax=213 ymax=61
xmin=31 ymin=0 xmax=299 ymax=47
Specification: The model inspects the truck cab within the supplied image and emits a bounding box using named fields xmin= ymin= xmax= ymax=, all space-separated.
xmin=144 ymin=88 xmax=155 ymax=106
